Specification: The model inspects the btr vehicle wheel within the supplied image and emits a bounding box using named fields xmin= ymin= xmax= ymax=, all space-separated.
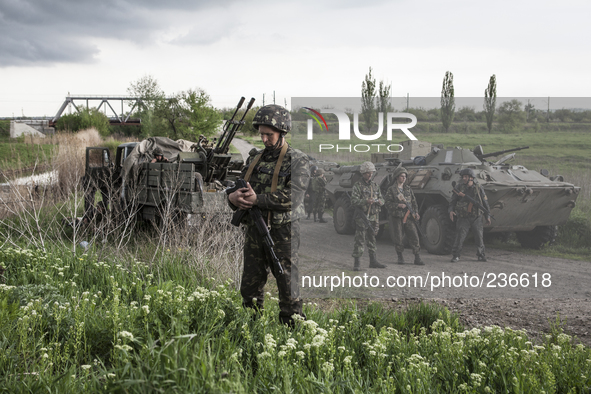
xmin=333 ymin=196 xmax=355 ymax=235
xmin=421 ymin=205 xmax=455 ymax=255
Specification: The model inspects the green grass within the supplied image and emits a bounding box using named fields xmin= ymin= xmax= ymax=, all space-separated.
xmin=292 ymin=129 xmax=591 ymax=171
xmin=0 ymin=140 xmax=55 ymax=171
xmin=1 ymin=245 xmax=590 ymax=393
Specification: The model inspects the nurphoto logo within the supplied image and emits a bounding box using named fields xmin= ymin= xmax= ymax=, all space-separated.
xmin=302 ymin=106 xmax=418 ymax=153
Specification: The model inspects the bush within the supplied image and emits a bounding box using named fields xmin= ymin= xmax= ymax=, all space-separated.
xmin=0 ymin=120 xmax=9 ymax=137
xmin=56 ymin=108 xmax=111 ymax=136
xmin=557 ymin=209 xmax=591 ymax=248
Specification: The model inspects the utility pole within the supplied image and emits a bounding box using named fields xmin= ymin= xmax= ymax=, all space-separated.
xmin=263 ymin=94 xmax=265 ymax=106
xmin=284 ymin=98 xmax=287 ymax=108
xmin=547 ymin=96 xmax=550 ymax=123
xmin=273 ymin=91 xmax=275 ymax=104
xmin=406 ymin=93 xmax=409 ymax=111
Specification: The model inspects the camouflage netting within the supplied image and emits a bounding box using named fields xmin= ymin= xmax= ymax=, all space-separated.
xmin=121 ymin=137 xmax=196 ymax=182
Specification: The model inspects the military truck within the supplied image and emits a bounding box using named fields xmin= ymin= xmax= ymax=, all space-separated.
xmin=82 ymin=97 xmax=255 ymax=225
xmin=325 ymin=141 xmax=581 ymax=253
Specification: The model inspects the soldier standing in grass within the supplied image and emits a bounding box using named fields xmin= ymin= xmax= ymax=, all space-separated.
xmin=227 ymin=104 xmax=309 ymax=326
xmin=385 ymin=167 xmax=424 ymax=265
xmin=351 ymin=161 xmax=386 ymax=271
xmin=449 ymin=168 xmax=491 ymax=262
xmin=309 ymin=167 xmax=327 ymax=223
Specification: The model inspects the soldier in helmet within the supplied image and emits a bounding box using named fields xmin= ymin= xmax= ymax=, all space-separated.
xmin=351 ymin=161 xmax=386 ymax=271
xmin=385 ymin=167 xmax=424 ymax=265
xmin=308 ymin=167 xmax=327 ymax=223
xmin=227 ymin=104 xmax=309 ymax=326
xmin=449 ymin=168 xmax=492 ymax=262
xmin=151 ymin=147 xmax=169 ymax=163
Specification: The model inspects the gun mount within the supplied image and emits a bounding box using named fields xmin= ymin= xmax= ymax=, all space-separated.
xmin=81 ymin=97 xmax=256 ymax=226
xmin=474 ymin=145 xmax=529 ymax=161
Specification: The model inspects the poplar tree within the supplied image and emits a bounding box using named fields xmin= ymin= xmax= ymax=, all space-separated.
xmin=440 ymin=71 xmax=455 ymax=133
xmin=484 ymin=74 xmax=497 ymax=133
xmin=361 ymin=67 xmax=376 ymax=131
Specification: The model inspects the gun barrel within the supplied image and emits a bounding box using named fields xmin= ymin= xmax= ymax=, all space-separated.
xmin=215 ymin=97 xmax=245 ymax=151
xmin=220 ymin=97 xmax=256 ymax=154
xmin=478 ymin=146 xmax=529 ymax=159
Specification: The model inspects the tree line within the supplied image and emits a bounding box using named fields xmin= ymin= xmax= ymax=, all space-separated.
xmin=358 ymin=69 xmax=591 ymax=134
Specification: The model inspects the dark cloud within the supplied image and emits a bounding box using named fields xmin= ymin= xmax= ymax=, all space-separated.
xmin=0 ymin=0 xmax=240 ymax=66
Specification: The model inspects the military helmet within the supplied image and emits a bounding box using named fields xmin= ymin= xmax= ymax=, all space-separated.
xmin=460 ymin=168 xmax=476 ymax=178
xmin=393 ymin=167 xmax=408 ymax=179
xmin=315 ymin=168 xmax=324 ymax=175
xmin=153 ymin=147 xmax=164 ymax=156
xmin=359 ymin=161 xmax=376 ymax=174
xmin=252 ymin=104 xmax=291 ymax=135
xmin=310 ymin=165 xmax=318 ymax=173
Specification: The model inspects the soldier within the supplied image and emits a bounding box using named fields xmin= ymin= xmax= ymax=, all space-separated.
xmin=385 ymin=167 xmax=424 ymax=265
xmin=309 ymin=167 xmax=327 ymax=223
xmin=304 ymin=166 xmax=317 ymax=220
xmin=351 ymin=161 xmax=386 ymax=271
xmin=151 ymin=147 xmax=169 ymax=163
xmin=449 ymin=168 xmax=492 ymax=262
xmin=227 ymin=104 xmax=309 ymax=326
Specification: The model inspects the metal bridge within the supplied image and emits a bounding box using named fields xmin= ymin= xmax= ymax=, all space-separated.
xmin=50 ymin=96 xmax=143 ymax=126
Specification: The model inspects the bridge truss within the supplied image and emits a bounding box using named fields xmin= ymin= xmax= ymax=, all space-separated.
xmin=51 ymin=96 xmax=143 ymax=126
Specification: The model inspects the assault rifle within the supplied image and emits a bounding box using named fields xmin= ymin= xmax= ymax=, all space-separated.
xmin=226 ymin=179 xmax=284 ymax=275
xmin=355 ymin=204 xmax=377 ymax=236
xmin=398 ymin=193 xmax=426 ymax=239
xmin=451 ymin=186 xmax=495 ymax=221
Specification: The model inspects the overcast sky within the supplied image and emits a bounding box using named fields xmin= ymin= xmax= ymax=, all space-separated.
xmin=1 ymin=0 xmax=589 ymax=117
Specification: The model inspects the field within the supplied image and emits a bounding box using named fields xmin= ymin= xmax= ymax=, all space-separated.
xmin=2 ymin=245 xmax=591 ymax=392
xmin=1 ymin=129 xmax=591 ymax=391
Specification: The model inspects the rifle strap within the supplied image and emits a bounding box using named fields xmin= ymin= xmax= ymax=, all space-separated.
xmin=244 ymin=152 xmax=263 ymax=183
xmin=268 ymin=142 xmax=289 ymax=226
xmin=242 ymin=144 xmax=287 ymax=228
xmin=272 ymin=143 xmax=289 ymax=192
xmin=403 ymin=210 xmax=410 ymax=224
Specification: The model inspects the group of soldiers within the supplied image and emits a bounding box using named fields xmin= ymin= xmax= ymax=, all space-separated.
xmin=226 ymin=103 xmax=491 ymax=327
xmin=351 ymin=162 xmax=491 ymax=271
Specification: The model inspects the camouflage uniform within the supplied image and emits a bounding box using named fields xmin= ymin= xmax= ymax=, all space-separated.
xmin=229 ymin=104 xmax=309 ymax=326
xmin=351 ymin=178 xmax=384 ymax=259
xmin=449 ymin=181 xmax=491 ymax=260
xmin=304 ymin=179 xmax=312 ymax=218
xmin=310 ymin=172 xmax=327 ymax=220
xmin=385 ymin=183 xmax=420 ymax=255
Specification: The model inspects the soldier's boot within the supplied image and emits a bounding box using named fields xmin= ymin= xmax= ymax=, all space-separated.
xmin=306 ymin=213 xmax=311 ymax=220
xmin=369 ymin=252 xmax=386 ymax=269
xmin=396 ymin=252 xmax=405 ymax=265
xmin=414 ymin=253 xmax=425 ymax=266
xmin=318 ymin=213 xmax=328 ymax=223
xmin=353 ymin=257 xmax=360 ymax=271
xmin=313 ymin=213 xmax=317 ymax=222
xmin=451 ymin=255 xmax=460 ymax=263
xmin=478 ymin=254 xmax=487 ymax=262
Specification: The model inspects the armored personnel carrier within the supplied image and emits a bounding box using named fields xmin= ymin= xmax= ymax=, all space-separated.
xmin=325 ymin=142 xmax=581 ymax=254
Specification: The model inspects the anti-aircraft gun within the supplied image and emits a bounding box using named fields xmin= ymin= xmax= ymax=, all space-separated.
xmin=324 ymin=141 xmax=581 ymax=253
xmin=81 ymin=97 xmax=256 ymax=225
